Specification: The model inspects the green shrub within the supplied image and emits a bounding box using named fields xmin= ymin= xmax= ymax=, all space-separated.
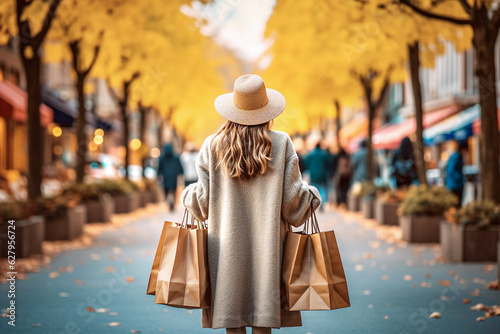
xmin=66 ymin=179 xmax=138 ymax=199
xmin=398 ymin=185 xmax=457 ymax=216
xmin=452 ymin=200 xmax=500 ymax=228
xmin=378 ymin=188 xmax=406 ymax=204
xmin=358 ymin=182 xmax=390 ymax=199
xmin=0 ymin=194 xmax=79 ymax=221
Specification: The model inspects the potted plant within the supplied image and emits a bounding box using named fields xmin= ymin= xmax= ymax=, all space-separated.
xmin=36 ymin=194 xmax=86 ymax=241
xmin=440 ymin=201 xmax=500 ymax=262
xmin=99 ymin=179 xmax=140 ymax=214
xmin=145 ymin=179 xmax=163 ymax=203
xmin=398 ymin=186 xmax=457 ymax=243
xmin=0 ymin=201 xmax=45 ymax=258
xmin=348 ymin=182 xmax=362 ymax=212
xmin=375 ymin=189 xmax=406 ymax=226
xmin=133 ymin=180 xmax=151 ymax=208
xmin=359 ymin=183 xmax=389 ymax=219
xmin=65 ymin=183 xmax=114 ymax=223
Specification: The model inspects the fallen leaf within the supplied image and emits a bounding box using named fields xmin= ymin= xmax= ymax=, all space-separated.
xmin=108 ymin=322 xmax=121 ymax=327
xmin=354 ymin=264 xmax=363 ymax=271
xmin=59 ymin=292 xmax=69 ymax=297
xmin=126 ymin=258 xmax=134 ymax=264
xmin=429 ymin=312 xmax=441 ymax=319
xmin=131 ymin=331 xmax=142 ymax=333
xmin=113 ymin=247 xmax=122 ymax=254
xmin=470 ymin=303 xmax=485 ymax=311
xmin=403 ymin=275 xmax=412 ymax=281
xmin=463 ymin=298 xmax=471 ymax=304
xmin=49 ymin=271 xmax=59 ymax=279
xmin=363 ymin=290 xmax=371 ymax=295
xmin=449 ymin=270 xmax=456 ymax=277
xmin=96 ymin=308 xmax=109 ymax=313
xmin=106 ymin=266 xmax=114 ymax=273
xmin=90 ymin=253 xmax=101 ymax=260
xmin=125 ymin=276 xmax=135 ymax=283
xmin=384 ymin=315 xmax=389 ymax=320
xmin=363 ymin=252 xmax=374 ymax=259
xmin=381 ymin=275 xmax=389 ymax=280
xmin=109 ymin=312 xmax=119 ymax=316
xmin=73 ymin=279 xmax=84 ymax=285
xmin=476 ymin=317 xmax=485 ymax=322
xmin=87 ymin=306 xmax=95 ymax=312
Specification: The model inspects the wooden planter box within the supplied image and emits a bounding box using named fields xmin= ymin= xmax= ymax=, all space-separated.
xmin=0 ymin=215 xmax=45 ymax=258
xmin=149 ymin=188 xmax=163 ymax=203
xmin=361 ymin=198 xmax=375 ymax=219
xmin=375 ymin=200 xmax=399 ymax=225
xmin=140 ymin=190 xmax=153 ymax=207
xmin=85 ymin=195 xmax=114 ymax=223
xmin=440 ymin=222 xmax=500 ymax=262
xmin=113 ymin=192 xmax=140 ymax=214
xmin=400 ymin=215 xmax=442 ymax=243
xmin=348 ymin=193 xmax=361 ymax=212
xmin=45 ymin=205 xmax=87 ymax=241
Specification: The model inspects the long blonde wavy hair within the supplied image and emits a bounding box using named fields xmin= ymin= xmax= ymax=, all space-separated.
xmin=211 ymin=120 xmax=273 ymax=180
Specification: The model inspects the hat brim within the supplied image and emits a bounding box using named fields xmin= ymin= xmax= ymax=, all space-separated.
xmin=214 ymin=88 xmax=286 ymax=126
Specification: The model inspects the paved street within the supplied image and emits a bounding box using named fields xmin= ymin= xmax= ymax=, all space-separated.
xmin=1 ymin=207 xmax=499 ymax=334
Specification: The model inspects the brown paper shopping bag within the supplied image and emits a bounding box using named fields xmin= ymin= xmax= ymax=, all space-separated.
xmin=153 ymin=210 xmax=210 ymax=309
xmin=282 ymin=208 xmax=350 ymax=311
xmin=146 ymin=220 xmax=176 ymax=295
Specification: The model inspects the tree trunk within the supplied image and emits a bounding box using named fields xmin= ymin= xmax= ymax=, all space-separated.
xmin=473 ymin=31 xmax=500 ymax=203
xmin=366 ymin=100 xmax=375 ymax=183
xmin=120 ymin=82 xmax=131 ymax=180
xmin=139 ymin=103 xmax=148 ymax=178
xmin=334 ymin=99 xmax=342 ymax=152
xmin=75 ymin=74 xmax=87 ymax=183
xmin=20 ymin=55 xmax=44 ymax=200
xmin=408 ymin=42 xmax=427 ymax=185
xmin=157 ymin=114 xmax=164 ymax=149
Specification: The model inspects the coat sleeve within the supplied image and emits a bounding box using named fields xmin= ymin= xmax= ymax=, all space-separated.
xmin=281 ymin=137 xmax=322 ymax=227
xmin=180 ymin=137 xmax=211 ymax=222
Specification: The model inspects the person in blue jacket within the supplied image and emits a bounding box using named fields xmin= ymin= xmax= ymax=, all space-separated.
xmin=157 ymin=143 xmax=184 ymax=211
xmin=445 ymin=141 xmax=468 ymax=207
xmin=305 ymin=142 xmax=331 ymax=211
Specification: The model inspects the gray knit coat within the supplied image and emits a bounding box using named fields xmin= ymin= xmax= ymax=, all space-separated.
xmin=181 ymin=130 xmax=322 ymax=329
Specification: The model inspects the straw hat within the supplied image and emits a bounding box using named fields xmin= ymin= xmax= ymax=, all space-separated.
xmin=214 ymin=74 xmax=285 ymax=125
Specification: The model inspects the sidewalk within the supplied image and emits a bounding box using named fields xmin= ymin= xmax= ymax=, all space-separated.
xmin=1 ymin=208 xmax=499 ymax=333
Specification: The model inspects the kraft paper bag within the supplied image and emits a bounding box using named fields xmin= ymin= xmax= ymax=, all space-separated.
xmin=282 ymin=210 xmax=350 ymax=311
xmin=153 ymin=210 xmax=210 ymax=309
xmin=146 ymin=220 xmax=175 ymax=295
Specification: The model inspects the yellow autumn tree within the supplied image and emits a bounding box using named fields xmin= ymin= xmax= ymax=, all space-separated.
xmin=44 ymin=0 xmax=118 ymax=183
xmin=0 ymin=0 xmax=62 ymax=199
xmin=399 ymin=0 xmax=500 ymax=203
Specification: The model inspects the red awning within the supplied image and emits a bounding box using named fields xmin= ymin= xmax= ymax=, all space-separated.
xmin=371 ymin=106 xmax=460 ymax=150
xmin=472 ymin=109 xmax=500 ymax=134
xmin=0 ymin=80 xmax=53 ymax=127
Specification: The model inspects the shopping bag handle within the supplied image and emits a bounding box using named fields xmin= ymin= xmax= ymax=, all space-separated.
xmin=302 ymin=203 xmax=320 ymax=235
xmin=180 ymin=209 xmax=207 ymax=230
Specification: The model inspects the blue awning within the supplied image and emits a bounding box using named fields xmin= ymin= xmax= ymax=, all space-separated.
xmin=423 ymin=104 xmax=479 ymax=145
xmin=42 ymin=91 xmax=114 ymax=131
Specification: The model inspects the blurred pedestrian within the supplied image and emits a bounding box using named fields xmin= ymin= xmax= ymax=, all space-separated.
xmin=333 ymin=148 xmax=351 ymax=206
xmin=445 ymin=141 xmax=468 ymax=206
xmin=390 ymin=137 xmax=418 ymax=188
xmin=350 ymin=139 xmax=368 ymax=185
xmin=180 ymin=142 xmax=199 ymax=187
xmin=181 ymin=74 xmax=321 ymax=334
xmin=305 ymin=142 xmax=331 ymax=211
xmin=157 ymin=143 xmax=184 ymax=211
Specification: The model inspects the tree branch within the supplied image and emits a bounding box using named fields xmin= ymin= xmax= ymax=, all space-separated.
xmin=82 ymin=32 xmax=104 ymax=77
xmin=33 ymin=0 xmax=62 ymax=50
xmin=457 ymin=0 xmax=472 ymax=16
xmin=399 ymin=0 xmax=472 ymax=25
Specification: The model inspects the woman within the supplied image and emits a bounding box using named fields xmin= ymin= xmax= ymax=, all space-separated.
xmin=157 ymin=143 xmax=184 ymax=211
xmin=390 ymin=136 xmax=418 ymax=188
xmin=181 ymin=74 xmax=321 ymax=334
